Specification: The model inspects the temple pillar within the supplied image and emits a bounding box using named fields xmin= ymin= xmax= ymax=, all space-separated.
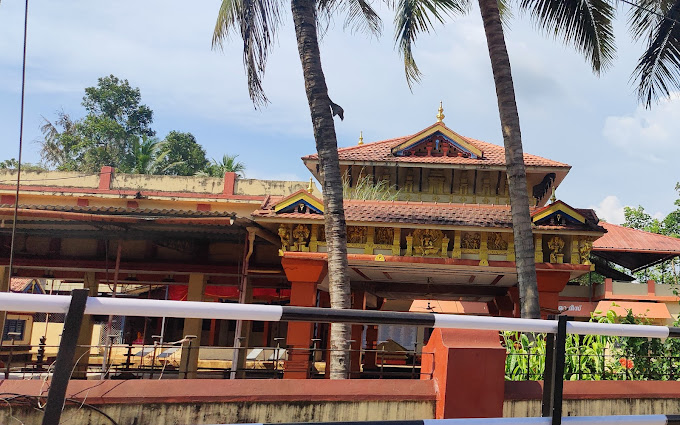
xmin=179 ymin=273 xmax=206 ymax=379
xmin=490 ymin=294 xmax=515 ymax=318
xmin=507 ymin=286 xmax=520 ymax=318
xmin=350 ymin=289 xmax=365 ymax=378
xmin=73 ymin=272 xmax=98 ymax=379
xmin=421 ymin=328 xmax=506 ymax=418
xmin=536 ymin=270 xmax=571 ymax=318
xmin=364 ymin=325 xmax=379 ymax=370
xmin=0 ymin=267 xmax=10 ymax=349
xmin=233 ymin=278 xmax=253 ymax=379
xmin=282 ymin=257 xmax=327 ymax=379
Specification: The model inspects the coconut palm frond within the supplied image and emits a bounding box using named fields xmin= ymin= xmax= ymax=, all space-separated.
xmin=628 ymin=0 xmax=675 ymax=40
xmin=392 ymin=0 xmax=470 ymax=88
xmin=209 ymin=154 xmax=246 ymax=178
xmin=213 ymin=0 xmax=286 ymax=107
xmin=519 ymin=0 xmax=616 ymax=74
xmin=497 ymin=0 xmax=514 ymax=27
xmin=631 ymin=0 xmax=680 ymax=107
xmin=318 ymin=0 xmax=383 ymax=36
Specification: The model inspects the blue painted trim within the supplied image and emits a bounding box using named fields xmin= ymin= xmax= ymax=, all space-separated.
xmin=277 ymin=200 xmax=323 ymax=214
xmin=534 ymin=211 xmax=583 ymax=225
xmin=394 ymin=131 xmax=478 ymax=159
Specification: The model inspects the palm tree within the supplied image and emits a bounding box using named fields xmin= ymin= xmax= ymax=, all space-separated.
xmin=394 ymin=0 xmax=615 ymax=318
xmin=206 ymin=154 xmax=246 ymax=178
xmin=213 ymin=0 xmax=384 ymax=378
xmin=129 ymin=136 xmax=177 ymax=175
xmin=630 ymin=0 xmax=680 ymax=107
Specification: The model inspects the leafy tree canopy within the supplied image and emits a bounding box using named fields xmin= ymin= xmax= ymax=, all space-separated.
xmin=157 ymin=131 xmax=209 ymax=176
xmin=36 ymin=75 xmax=241 ymax=177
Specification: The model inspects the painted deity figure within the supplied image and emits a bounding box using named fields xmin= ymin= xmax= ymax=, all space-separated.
xmin=548 ymin=236 xmax=565 ymax=263
xmin=278 ymin=224 xmax=290 ymax=252
xmin=489 ymin=232 xmax=508 ymax=251
xmin=579 ymin=240 xmax=593 ymax=265
xmin=292 ymin=224 xmax=310 ymax=251
xmin=462 ymin=232 xmax=480 ymax=250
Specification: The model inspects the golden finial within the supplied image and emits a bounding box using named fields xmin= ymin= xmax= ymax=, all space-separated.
xmin=307 ymin=177 xmax=314 ymax=194
xmin=358 ymin=131 xmax=364 ymax=145
xmin=436 ymin=101 xmax=445 ymax=123
xmin=550 ymin=187 xmax=557 ymax=203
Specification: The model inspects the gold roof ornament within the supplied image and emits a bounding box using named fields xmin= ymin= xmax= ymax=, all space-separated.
xmin=358 ymin=131 xmax=364 ymax=145
xmin=307 ymin=177 xmax=314 ymax=194
xmin=436 ymin=101 xmax=445 ymax=123
xmin=550 ymin=187 xmax=557 ymax=203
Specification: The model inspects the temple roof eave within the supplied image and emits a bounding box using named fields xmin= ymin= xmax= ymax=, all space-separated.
xmin=252 ymin=215 xmax=605 ymax=237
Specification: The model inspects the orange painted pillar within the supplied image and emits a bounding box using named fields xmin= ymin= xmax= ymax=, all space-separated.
xmin=421 ymin=328 xmax=506 ymax=419
xmin=350 ymin=290 xmax=365 ymax=378
xmin=364 ymin=325 xmax=379 ymax=369
xmin=536 ymin=270 xmax=571 ymax=318
xmin=282 ymin=257 xmax=327 ymax=379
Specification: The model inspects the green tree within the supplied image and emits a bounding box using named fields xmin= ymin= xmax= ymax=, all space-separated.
xmin=213 ymin=0 xmax=384 ymax=378
xmin=157 ymin=131 xmax=209 ymax=176
xmin=82 ymin=75 xmax=154 ymax=137
xmin=396 ymin=0 xmax=615 ymax=318
xmin=0 ymin=158 xmax=48 ymax=172
xmin=40 ymin=75 xmax=155 ymax=173
xmin=204 ymin=154 xmax=246 ymax=178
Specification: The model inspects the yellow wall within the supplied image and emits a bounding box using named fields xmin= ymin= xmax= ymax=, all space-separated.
xmin=4 ymin=313 xmax=33 ymax=345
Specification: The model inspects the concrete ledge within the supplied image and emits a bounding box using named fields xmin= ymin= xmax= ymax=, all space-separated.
xmin=0 ymin=379 xmax=436 ymax=405
xmin=506 ymin=380 xmax=680 ymax=400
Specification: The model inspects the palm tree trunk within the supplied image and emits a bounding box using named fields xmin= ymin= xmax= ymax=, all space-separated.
xmin=477 ymin=0 xmax=540 ymax=319
xmin=291 ymin=0 xmax=352 ymax=378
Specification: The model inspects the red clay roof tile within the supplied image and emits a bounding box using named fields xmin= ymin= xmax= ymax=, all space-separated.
xmin=594 ymin=222 xmax=680 ymax=253
xmin=302 ymin=133 xmax=569 ymax=168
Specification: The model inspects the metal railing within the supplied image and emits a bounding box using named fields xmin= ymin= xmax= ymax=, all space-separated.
xmin=1 ymin=342 xmax=433 ymax=380
xmin=4 ymin=291 xmax=680 ymax=425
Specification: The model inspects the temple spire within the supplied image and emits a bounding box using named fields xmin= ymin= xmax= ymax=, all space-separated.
xmin=358 ymin=131 xmax=364 ymax=145
xmin=307 ymin=177 xmax=314 ymax=194
xmin=436 ymin=101 xmax=445 ymax=123
xmin=550 ymin=187 xmax=557 ymax=203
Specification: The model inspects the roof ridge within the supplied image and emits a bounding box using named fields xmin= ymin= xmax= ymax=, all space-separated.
xmin=466 ymin=137 xmax=571 ymax=168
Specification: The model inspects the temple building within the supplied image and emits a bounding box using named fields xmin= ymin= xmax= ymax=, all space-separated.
xmin=1 ymin=104 xmax=679 ymax=379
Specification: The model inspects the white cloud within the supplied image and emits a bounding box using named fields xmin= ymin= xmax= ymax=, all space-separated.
xmin=591 ymin=195 xmax=626 ymax=224
xmin=602 ymin=93 xmax=680 ymax=162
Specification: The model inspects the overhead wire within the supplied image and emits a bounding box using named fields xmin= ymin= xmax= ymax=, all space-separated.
xmin=7 ymin=0 xmax=30 ymax=301
xmin=619 ymin=0 xmax=680 ymax=25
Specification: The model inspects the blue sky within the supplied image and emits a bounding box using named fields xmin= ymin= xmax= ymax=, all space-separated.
xmin=1 ymin=0 xmax=679 ymax=223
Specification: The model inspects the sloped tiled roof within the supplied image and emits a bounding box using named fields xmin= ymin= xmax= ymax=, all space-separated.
xmin=302 ymin=133 xmax=569 ymax=168
xmin=0 ymin=204 xmax=236 ymax=218
xmin=254 ymin=197 xmax=603 ymax=232
xmin=594 ymin=222 xmax=680 ymax=253
xmin=10 ymin=277 xmax=42 ymax=293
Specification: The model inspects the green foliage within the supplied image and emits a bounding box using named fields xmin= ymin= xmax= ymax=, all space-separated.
xmin=82 ymin=75 xmax=154 ymax=137
xmin=156 ymin=131 xmax=209 ymax=176
xmin=203 ymin=154 xmax=246 ymax=178
xmin=342 ymin=172 xmax=401 ymax=201
xmin=36 ymin=76 xmax=225 ymax=177
xmin=40 ymin=75 xmax=154 ymax=173
xmin=504 ymin=308 xmax=680 ymax=381
xmin=0 ymin=158 xmax=49 ymax=172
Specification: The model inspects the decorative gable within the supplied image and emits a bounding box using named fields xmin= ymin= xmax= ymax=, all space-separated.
xmin=532 ymin=200 xmax=586 ymax=226
xmin=391 ymin=123 xmax=484 ymax=159
xmin=274 ymin=190 xmax=324 ymax=215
